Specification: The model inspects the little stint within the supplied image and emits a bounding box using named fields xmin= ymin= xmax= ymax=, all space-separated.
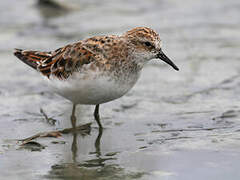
xmin=14 ymin=27 xmax=179 ymax=132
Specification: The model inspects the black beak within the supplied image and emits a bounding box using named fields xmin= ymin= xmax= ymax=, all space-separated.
xmin=156 ymin=50 xmax=179 ymax=71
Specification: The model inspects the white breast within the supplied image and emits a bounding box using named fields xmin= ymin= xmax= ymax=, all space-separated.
xmin=47 ymin=70 xmax=140 ymax=105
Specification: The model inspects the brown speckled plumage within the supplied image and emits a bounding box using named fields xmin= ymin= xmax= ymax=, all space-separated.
xmin=13 ymin=27 xmax=179 ymax=129
xmin=14 ymin=27 xmax=169 ymax=81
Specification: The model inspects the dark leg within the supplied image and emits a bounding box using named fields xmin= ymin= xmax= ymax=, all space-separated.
xmin=94 ymin=104 xmax=103 ymax=129
xmin=71 ymin=104 xmax=77 ymax=129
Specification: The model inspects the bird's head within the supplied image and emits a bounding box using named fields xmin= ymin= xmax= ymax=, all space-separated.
xmin=123 ymin=27 xmax=179 ymax=71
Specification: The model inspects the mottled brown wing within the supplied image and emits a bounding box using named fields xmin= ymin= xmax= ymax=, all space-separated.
xmin=14 ymin=48 xmax=51 ymax=70
xmin=14 ymin=42 xmax=97 ymax=80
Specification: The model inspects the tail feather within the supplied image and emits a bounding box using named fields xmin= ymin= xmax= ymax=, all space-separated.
xmin=13 ymin=48 xmax=52 ymax=70
xmin=14 ymin=49 xmax=39 ymax=69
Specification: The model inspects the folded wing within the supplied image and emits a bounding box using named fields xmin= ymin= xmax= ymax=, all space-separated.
xmin=14 ymin=42 xmax=97 ymax=80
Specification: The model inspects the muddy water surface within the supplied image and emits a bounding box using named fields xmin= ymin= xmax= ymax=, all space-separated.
xmin=0 ymin=0 xmax=240 ymax=179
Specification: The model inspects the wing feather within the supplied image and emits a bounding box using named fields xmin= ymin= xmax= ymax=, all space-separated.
xmin=14 ymin=42 xmax=97 ymax=80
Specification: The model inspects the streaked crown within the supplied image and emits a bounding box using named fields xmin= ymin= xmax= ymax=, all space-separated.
xmin=123 ymin=27 xmax=162 ymax=63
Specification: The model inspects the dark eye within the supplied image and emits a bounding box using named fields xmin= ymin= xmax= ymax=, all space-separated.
xmin=144 ymin=42 xmax=152 ymax=47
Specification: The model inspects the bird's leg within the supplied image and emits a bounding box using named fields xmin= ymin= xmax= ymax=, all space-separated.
xmin=71 ymin=104 xmax=77 ymax=129
xmin=69 ymin=104 xmax=92 ymax=133
xmin=94 ymin=104 xmax=103 ymax=129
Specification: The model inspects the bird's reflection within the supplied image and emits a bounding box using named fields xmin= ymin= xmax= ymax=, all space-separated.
xmin=95 ymin=128 xmax=103 ymax=157
xmin=46 ymin=119 xmax=146 ymax=179
xmin=70 ymin=126 xmax=103 ymax=164
xmin=71 ymin=132 xmax=78 ymax=162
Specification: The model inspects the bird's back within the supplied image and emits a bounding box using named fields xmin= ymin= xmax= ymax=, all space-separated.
xmin=14 ymin=35 xmax=141 ymax=105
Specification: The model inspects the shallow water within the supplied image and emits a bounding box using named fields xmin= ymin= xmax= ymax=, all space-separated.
xmin=1 ymin=0 xmax=240 ymax=179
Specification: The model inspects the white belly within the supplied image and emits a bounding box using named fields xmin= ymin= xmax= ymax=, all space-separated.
xmin=47 ymin=71 xmax=140 ymax=105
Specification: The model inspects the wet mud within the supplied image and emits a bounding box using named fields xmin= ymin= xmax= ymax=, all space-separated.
xmin=0 ymin=0 xmax=240 ymax=179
